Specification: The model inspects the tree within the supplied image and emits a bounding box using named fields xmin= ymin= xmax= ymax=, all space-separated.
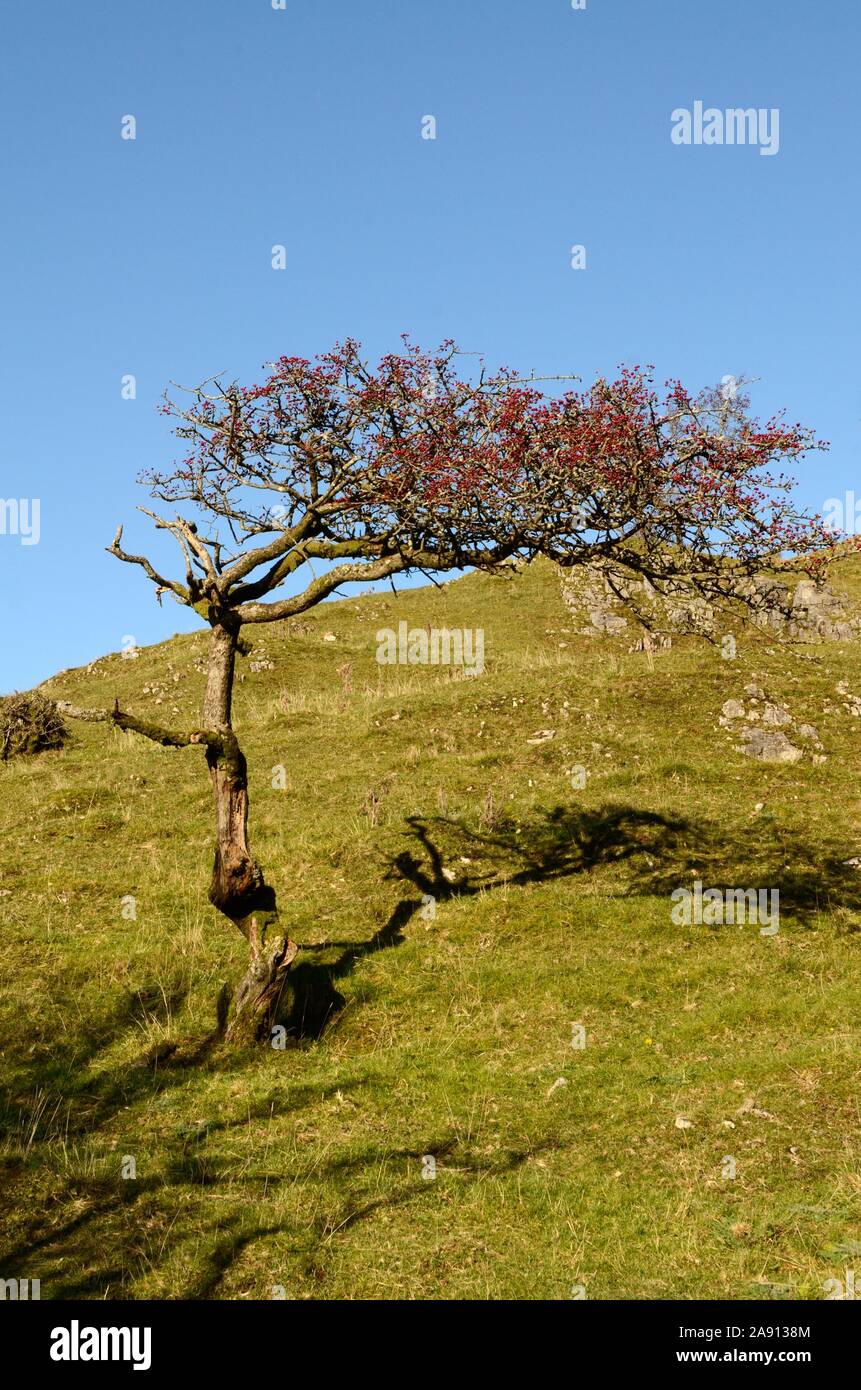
xmin=58 ymin=339 xmax=834 ymax=1043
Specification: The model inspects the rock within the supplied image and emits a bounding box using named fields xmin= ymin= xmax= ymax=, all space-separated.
xmin=664 ymin=594 xmax=715 ymax=635
xmin=588 ymin=608 xmax=628 ymax=635
xmin=792 ymin=579 xmax=820 ymax=609
xmin=761 ymin=703 xmax=793 ymax=728
xmin=720 ymin=694 xmax=825 ymax=753
xmin=560 ymin=566 xmax=712 ymax=637
xmin=836 ymin=682 xmax=861 ymax=716
xmin=789 ymin=579 xmax=858 ymax=640
xmin=737 ymin=728 xmax=803 ymax=764
xmin=735 ymin=577 xmax=792 ymax=632
xmin=561 ymin=567 xmax=859 ymax=644
xmin=629 ymin=632 xmax=673 ymax=653
xmin=736 ymin=1097 xmax=777 ymax=1121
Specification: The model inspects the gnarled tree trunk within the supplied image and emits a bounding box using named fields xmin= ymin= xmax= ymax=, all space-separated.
xmin=203 ymin=622 xmax=296 ymax=1042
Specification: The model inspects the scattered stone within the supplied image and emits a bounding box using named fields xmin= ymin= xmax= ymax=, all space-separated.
xmin=736 ymin=1096 xmax=778 ymax=1121
xmin=796 ymin=723 xmax=821 ymax=743
xmin=761 ymin=703 xmax=793 ymax=728
xmin=736 ymin=727 xmax=803 ymax=764
xmin=722 ymin=690 xmax=826 ymax=762
xmin=629 ymin=632 xmax=673 ymax=653
xmin=836 ymin=681 xmax=861 ymax=716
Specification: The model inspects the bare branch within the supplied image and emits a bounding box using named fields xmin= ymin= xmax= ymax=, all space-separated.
xmin=56 ymin=698 xmax=223 ymax=751
xmin=107 ymin=526 xmax=192 ymax=607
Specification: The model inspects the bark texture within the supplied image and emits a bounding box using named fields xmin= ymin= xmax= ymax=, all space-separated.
xmin=203 ymin=623 xmax=296 ymax=1043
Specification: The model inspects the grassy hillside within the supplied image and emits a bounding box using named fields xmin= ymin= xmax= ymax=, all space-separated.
xmin=1 ymin=557 xmax=860 ymax=1300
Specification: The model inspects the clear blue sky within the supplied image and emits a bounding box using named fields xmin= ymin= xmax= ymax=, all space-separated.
xmin=2 ymin=0 xmax=859 ymax=693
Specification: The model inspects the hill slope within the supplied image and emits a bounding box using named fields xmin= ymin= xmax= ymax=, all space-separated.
xmin=1 ymin=558 xmax=860 ymax=1299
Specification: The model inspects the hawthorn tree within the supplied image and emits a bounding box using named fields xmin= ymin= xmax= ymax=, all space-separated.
xmin=59 ymin=339 xmax=833 ymax=1043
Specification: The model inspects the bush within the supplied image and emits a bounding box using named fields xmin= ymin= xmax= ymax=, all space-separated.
xmin=0 ymin=693 xmax=69 ymax=761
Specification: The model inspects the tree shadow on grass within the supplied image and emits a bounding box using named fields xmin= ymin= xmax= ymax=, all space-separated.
xmin=382 ymin=803 xmax=861 ymax=923
xmin=279 ymin=800 xmax=861 ymax=1036
xmin=290 ymin=803 xmax=700 ymax=1038
xmin=0 ymin=978 xmax=193 ymax=1152
xmin=0 ymin=1094 xmax=567 ymax=1298
xmin=5 ymin=800 xmax=854 ymax=1138
xmin=288 ymin=895 xmax=418 ymax=1039
xmin=389 ymin=804 xmax=693 ymax=899
xmin=3 ymin=800 xmax=858 ymax=1298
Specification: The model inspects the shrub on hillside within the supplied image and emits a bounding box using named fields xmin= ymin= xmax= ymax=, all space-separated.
xmin=0 ymin=693 xmax=69 ymax=761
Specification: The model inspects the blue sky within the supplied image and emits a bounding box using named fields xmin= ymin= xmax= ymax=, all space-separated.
xmin=2 ymin=0 xmax=859 ymax=692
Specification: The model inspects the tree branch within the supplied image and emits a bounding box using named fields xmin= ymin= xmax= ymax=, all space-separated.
xmin=233 ymin=541 xmax=518 ymax=623
xmin=107 ymin=526 xmax=192 ymax=607
xmin=55 ymin=699 xmax=224 ymax=751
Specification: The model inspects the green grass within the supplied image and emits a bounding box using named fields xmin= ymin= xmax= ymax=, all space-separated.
xmin=1 ymin=557 xmax=861 ymax=1299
